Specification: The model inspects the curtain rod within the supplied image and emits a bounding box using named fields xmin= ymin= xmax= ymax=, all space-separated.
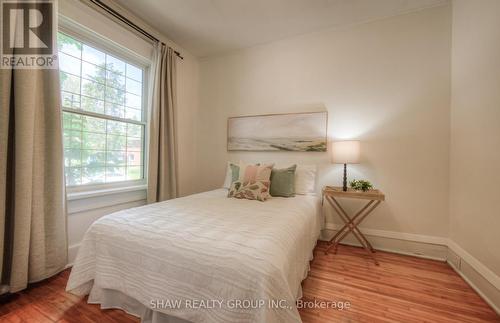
xmin=88 ymin=0 xmax=184 ymax=60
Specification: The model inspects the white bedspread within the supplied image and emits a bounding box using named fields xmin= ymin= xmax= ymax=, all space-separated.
xmin=66 ymin=189 xmax=321 ymax=323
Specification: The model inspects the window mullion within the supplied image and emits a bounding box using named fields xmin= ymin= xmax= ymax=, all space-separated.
xmin=79 ymin=43 xmax=83 ymax=185
xmin=124 ymin=65 xmax=128 ymax=181
xmin=104 ymin=52 xmax=109 ymax=183
xmin=62 ymin=107 xmax=146 ymax=126
xmin=104 ymin=119 xmax=108 ymax=183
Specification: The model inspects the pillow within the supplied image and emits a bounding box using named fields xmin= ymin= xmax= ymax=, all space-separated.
xmin=267 ymin=163 xmax=317 ymax=194
xmin=239 ymin=163 xmax=273 ymax=182
xmin=222 ymin=162 xmax=238 ymax=188
xmin=228 ymin=180 xmax=271 ymax=201
xmin=222 ymin=161 xmax=259 ymax=188
xmin=295 ymin=164 xmax=317 ymax=194
xmin=270 ymin=165 xmax=297 ymax=197
xmin=230 ymin=163 xmax=240 ymax=183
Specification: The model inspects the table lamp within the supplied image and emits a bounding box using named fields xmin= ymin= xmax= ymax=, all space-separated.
xmin=331 ymin=140 xmax=360 ymax=191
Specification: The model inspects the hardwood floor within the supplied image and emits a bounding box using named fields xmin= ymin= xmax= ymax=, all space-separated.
xmin=0 ymin=242 xmax=498 ymax=322
xmin=301 ymin=242 xmax=499 ymax=323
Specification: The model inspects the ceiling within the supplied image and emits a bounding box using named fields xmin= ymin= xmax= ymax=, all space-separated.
xmin=114 ymin=0 xmax=448 ymax=58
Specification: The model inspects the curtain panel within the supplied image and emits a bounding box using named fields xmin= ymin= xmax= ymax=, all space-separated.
xmin=147 ymin=43 xmax=179 ymax=203
xmin=0 ymin=67 xmax=67 ymax=293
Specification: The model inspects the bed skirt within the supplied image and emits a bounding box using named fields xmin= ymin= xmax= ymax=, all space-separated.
xmin=88 ymin=286 xmax=191 ymax=323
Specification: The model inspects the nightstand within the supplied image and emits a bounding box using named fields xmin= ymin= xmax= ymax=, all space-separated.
xmin=322 ymin=186 xmax=385 ymax=265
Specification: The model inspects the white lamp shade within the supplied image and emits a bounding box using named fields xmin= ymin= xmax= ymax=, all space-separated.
xmin=331 ymin=140 xmax=360 ymax=164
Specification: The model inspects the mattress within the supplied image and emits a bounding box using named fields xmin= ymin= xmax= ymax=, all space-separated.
xmin=66 ymin=189 xmax=322 ymax=323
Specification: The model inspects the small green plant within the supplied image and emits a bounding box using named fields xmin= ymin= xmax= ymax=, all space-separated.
xmin=349 ymin=179 xmax=373 ymax=192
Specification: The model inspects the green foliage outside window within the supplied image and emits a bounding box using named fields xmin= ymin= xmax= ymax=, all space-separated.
xmin=58 ymin=32 xmax=145 ymax=186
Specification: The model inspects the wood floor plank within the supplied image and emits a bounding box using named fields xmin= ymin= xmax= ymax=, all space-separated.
xmin=0 ymin=242 xmax=498 ymax=322
xmin=300 ymin=243 xmax=499 ymax=322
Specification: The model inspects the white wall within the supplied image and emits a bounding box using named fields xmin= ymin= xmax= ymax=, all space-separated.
xmin=450 ymin=0 xmax=500 ymax=297
xmin=60 ymin=0 xmax=200 ymax=263
xmin=197 ymin=5 xmax=451 ymax=237
xmin=176 ymin=52 xmax=200 ymax=196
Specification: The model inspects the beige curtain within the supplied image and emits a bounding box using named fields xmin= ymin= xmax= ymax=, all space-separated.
xmin=0 ymin=67 xmax=67 ymax=293
xmin=147 ymin=43 xmax=179 ymax=203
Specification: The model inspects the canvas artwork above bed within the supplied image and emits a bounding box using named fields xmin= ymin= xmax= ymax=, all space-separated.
xmin=227 ymin=111 xmax=328 ymax=152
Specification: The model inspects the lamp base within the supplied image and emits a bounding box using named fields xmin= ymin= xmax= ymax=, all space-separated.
xmin=343 ymin=163 xmax=347 ymax=192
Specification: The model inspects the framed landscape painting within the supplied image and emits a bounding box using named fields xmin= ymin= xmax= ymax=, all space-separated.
xmin=227 ymin=111 xmax=328 ymax=151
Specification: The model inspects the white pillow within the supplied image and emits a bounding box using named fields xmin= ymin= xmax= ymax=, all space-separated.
xmin=295 ymin=164 xmax=317 ymax=195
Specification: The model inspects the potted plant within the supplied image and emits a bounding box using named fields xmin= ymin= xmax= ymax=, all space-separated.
xmin=349 ymin=179 xmax=373 ymax=192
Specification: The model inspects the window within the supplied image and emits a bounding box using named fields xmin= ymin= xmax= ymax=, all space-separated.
xmin=57 ymin=32 xmax=147 ymax=187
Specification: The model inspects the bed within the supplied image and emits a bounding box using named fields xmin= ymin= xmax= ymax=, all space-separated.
xmin=66 ymin=189 xmax=322 ymax=323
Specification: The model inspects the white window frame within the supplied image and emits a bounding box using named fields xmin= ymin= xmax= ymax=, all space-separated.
xmin=59 ymin=16 xmax=151 ymax=195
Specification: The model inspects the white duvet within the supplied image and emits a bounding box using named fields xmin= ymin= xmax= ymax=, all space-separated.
xmin=66 ymin=189 xmax=322 ymax=323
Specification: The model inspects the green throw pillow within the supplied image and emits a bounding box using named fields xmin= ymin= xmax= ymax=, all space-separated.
xmin=230 ymin=163 xmax=240 ymax=183
xmin=270 ymin=165 xmax=297 ymax=197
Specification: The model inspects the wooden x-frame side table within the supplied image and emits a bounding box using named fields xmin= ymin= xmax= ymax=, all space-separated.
xmin=322 ymin=186 xmax=385 ymax=265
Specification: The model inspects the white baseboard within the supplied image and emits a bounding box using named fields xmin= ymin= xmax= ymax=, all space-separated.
xmin=447 ymin=258 xmax=500 ymax=315
xmin=323 ymin=223 xmax=449 ymax=244
xmin=447 ymin=240 xmax=500 ymax=290
xmin=322 ymin=223 xmax=448 ymax=261
xmin=322 ymin=223 xmax=500 ymax=314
